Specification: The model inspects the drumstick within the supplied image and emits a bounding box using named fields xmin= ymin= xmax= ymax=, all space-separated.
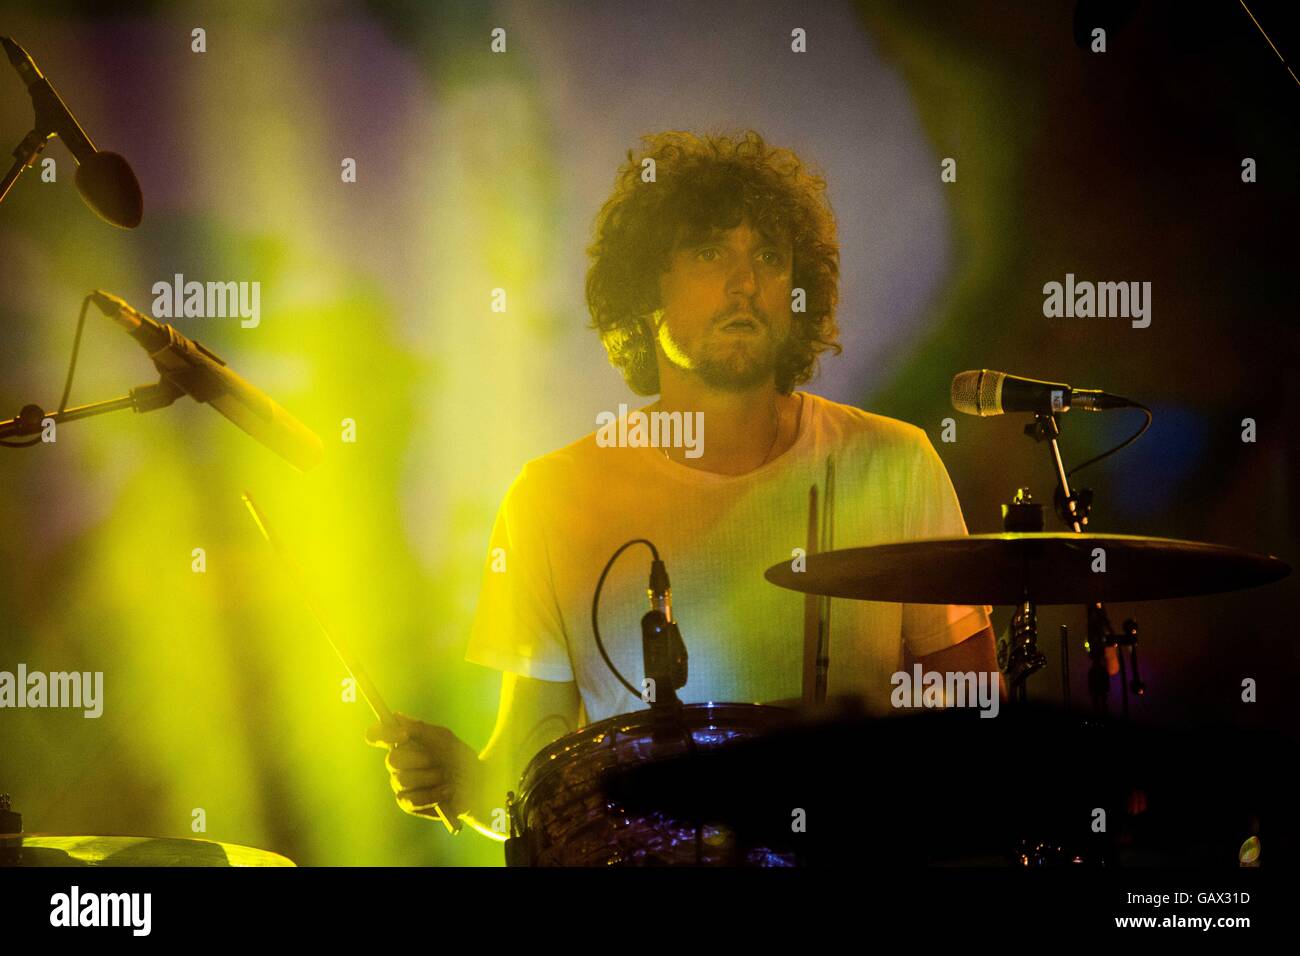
xmin=241 ymin=491 xmax=460 ymax=834
xmin=801 ymin=484 xmax=820 ymax=704
xmin=817 ymin=455 xmax=835 ymax=703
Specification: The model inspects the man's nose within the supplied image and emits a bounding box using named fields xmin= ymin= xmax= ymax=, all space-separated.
xmin=725 ymin=256 xmax=758 ymax=296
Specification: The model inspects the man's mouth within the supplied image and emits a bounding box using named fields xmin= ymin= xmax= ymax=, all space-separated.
xmin=720 ymin=315 xmax=762 ymax=332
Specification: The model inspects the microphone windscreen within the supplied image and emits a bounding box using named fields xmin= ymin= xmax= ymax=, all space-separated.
xmin=950 ymin=370 xmax=1005 ymax=417
xmin=75 ymin=151 xmax=142 ymax=228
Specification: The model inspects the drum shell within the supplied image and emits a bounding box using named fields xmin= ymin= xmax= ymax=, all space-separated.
xmin=509 ymin=702 xmax=794 ymax=866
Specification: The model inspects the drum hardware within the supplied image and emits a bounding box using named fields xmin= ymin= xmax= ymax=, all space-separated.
xmin=1021 ymin=412 xmax=1094 ymax=533
xmin=1019 ymin=407 xmax=1149 ymax=718
xmin=999 ymin=489 xmax=1048 ymax=702
xmin=0 ymin=794 xmax=21 ymax=866
xmin=1001 ymin=586 xmax=1047 ymax=703
xmin=1084 ymin=606 xmax=1143 ymax=718
xmin=0 ymin=794 xmax=19 ymax=833
xmin=641 ymin=609 xmax=688 ymax=710
xmin=761 ymin=386 xmax=1288 ymax=868
xmin=1003 ymin=409 xmax=1098 ymax=706
xmin=503 ymin=790 xmax=528 ymax=867
xmin=1121 ymin=620 xmax=1144 ymax=697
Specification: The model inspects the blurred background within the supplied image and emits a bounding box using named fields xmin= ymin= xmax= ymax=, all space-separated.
xmin=0 ymin=0 xmax=1294 ymax=866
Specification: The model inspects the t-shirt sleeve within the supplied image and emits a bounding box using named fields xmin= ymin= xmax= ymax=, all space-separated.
xmin=464 ymin=465 xmax=575 ymax=681
xmin=900 ymin=433 xmax=993 ymax=658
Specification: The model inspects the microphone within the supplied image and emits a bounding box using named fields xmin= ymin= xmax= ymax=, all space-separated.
xmin=2 ymin=35 xmax=142 ymax=228
xmin=642 ymin=556 xmax=687 ymax=708
xmin=90 ymin=291 xmax=323 ymax=471
xmin=951 ymin=369 xmax=1133 ymax=417
xmin=648 ymin=558 xmax=673 ymax=622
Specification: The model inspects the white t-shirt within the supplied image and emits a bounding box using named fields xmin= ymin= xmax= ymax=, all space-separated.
xmin=465 ymin=391 xmax=991 ymax=724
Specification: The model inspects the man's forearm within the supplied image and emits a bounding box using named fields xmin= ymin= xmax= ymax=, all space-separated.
xmin=916 ymin=626 xmax=1006 ymax=701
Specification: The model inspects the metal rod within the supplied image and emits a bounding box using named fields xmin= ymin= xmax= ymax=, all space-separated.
xmin=1048 ymin=435 xmax=1082 ymax=533
xmin=0 ymin=129 xmax=47 ymax=208
xmin=0 ymin=394 xmax=135 ymax=439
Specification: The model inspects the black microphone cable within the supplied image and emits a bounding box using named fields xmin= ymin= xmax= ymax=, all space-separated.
xmin=1066 ymin=401 xmax=1153 ymax=479
xmin=592 ymin=538 xmax=660 ymax=702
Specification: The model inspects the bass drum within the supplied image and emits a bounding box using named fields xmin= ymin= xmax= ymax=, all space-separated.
xmin=506 ymin=702 xmax=794 ymax=866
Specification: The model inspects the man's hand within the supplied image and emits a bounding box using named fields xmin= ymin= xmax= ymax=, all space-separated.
xmin=364 ymin=676 xmax=580 ymax=841
xmin=365 ymin=712 xmax=482 ymax=824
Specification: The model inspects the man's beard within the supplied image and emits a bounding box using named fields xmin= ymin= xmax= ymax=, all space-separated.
xmin=694 ymin=329 xmax=786 ymax=391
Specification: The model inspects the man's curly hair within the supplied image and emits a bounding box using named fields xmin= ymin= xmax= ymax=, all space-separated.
xmin=585 ymin=130 xmax=841 ymax=396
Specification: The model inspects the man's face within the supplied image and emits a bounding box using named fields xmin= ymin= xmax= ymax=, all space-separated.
xmin=652 ymin=219 xmax=794 ymax=391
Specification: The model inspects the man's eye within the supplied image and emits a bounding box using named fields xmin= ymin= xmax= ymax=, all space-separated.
xmin=696 ymin=248 xmax=719 ymax=262
xmin=759 ymin=250 xmax=784 ymax=265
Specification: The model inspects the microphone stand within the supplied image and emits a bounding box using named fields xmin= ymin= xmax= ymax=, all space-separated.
xmin=1000 ymin=409 xmax=1089 ymax=706
xmin=0 ymin=379 xmax=182 ymax=442
xmin=0 ymin=128 xmax=47 ymax=208
xmin=1022 ymin=410 xmax=1143 ymax=719
xmin=2 ymin=36 xmax=57 ymax=210
xmin=1004 ymin=409 xmax=1145 ymax=868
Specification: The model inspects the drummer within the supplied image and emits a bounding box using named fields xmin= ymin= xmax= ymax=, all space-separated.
xmin=368 ymin=129 xmax=1000 ymax=840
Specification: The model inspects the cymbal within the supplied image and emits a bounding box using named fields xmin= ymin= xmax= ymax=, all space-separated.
xmin=0 ymin=833 xmax=295 ymax=867
xmin=764 ymin=533 xmax=1290 ymax=605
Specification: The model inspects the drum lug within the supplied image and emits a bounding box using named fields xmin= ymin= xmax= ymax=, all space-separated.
xmin=503 ymin=790 xmax=529 ymax=867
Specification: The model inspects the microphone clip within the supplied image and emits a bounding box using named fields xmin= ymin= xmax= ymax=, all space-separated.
xmin=1053 ymin=485 xmax=1093 ymax=530
xmin=1023 ymin=409 xmax=1062 ymax=444
xmin=1022 ymin=410 xmax=1095 ymax=528
xmin=143 ymin=324 xmax=232 ymax=406
xmin=641 ymin=609 xmax=688 ymax=709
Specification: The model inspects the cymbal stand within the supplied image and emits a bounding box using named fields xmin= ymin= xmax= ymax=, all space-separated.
xmin=1001 ymin=587 xmax=1047 ymax=704
xmin=998 ymin=489 xmax=1047 ymax=702
xmin=1084 ymin=607 xmax=1144 ymax=718
xmin=1023 ymin=410 xmax=1144 ymax=718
